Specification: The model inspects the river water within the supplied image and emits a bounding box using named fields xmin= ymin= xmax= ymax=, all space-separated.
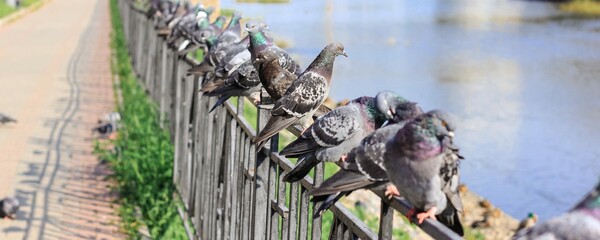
xmin=222 ymin=0 xmax=600 ymax=220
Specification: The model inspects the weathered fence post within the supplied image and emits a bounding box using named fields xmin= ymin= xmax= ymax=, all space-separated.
xmin=253 ymin=89 xmax=274 ymax=239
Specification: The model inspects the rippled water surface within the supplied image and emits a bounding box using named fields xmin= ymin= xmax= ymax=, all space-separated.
xmin=222 ymin=0 xmax=600 ymax=220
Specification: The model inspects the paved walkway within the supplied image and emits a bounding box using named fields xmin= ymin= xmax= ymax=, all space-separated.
xmin=0 ymin=0 xmax=124 ymax=238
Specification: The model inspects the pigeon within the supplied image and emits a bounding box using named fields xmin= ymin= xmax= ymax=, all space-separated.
xmin=513 ymin=180 xmax=600 ymax=240
xmin=309 ymin=122 xmax=412 ymax=217
xmin=383 ymin=110 xmax=464 ymax=236
xmin=216 ymin=12 xmax=242 ymax=47
xmin=197 ymin=37 xmax=251 ymax=91
xmin=246 ymin=22 xmax=302 ymax=101
xmin=0 ymin=113 xmax=17 ymax=124
xmin=280 ymin=91 xmax=422 ymax=182
xmin=204 ymin=59 xmax=261 ymax=112
xmin=0 ymin=197 xmax=19 ymax=219
xmin=92 ymin=121 xmax=115 ymax=136
xmin=253 ymin=42 xmax=347 ymax=148
xmin=187 ymin=16 xmax=245 ymax=78
xmin=167 ymin=5 xmax=207 ymax=45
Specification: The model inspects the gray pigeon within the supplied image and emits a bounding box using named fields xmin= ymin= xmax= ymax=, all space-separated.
xmin=383 ymin=110 xmax=464 ymax=236
xmin=280 ymin=91 xmax=422 ymax=182
xmin=0 ymin=197 xmax=19 ymax=219
xmin=309 ymin=123 xmax=410 ymax=217
xmin=204 ymin=59 xmax=261 ymax=112
xmin=188 ymin=19 xmax=246 ymax=78
xmin=513 ymin=180 xmax=600 ymax=240
xmin=0 ymin=113 xmax=17 ymax=124
xmin=246 ymin=22 xmax=302 ymax=101
xmin=253 ymin=42 xmax=347 ymax=148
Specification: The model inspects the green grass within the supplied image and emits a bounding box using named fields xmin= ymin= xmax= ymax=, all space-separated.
xmin=0 ymin=2 xmax=17 ymax=18
xmin=560 ymin=0 xmax=600 ymax=16
xmin=0 ymin=0 xmax=40 ymax=19
xmin=94 ymin=0 xmax=188 ymax=238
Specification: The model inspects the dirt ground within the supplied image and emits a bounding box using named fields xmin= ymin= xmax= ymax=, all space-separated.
xmin=0 ymin=0 xmax=124 ymax=238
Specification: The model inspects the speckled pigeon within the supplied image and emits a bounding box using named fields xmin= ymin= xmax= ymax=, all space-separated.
xmin=513 ymin=180 xmax=600 ymax=240
xmin=252 ymin=42 xmax=347 ymax=148
xmin=383 ymin=110 xmax=464 ymax=236
xmin=0 ymin=113 xmax=17 ymax=124
xmin=0 ymin=197 xmax=19 ymax=219
xmin=246 ymin=22 xmax=302 ymax=100
xmin=280 ymin=91 xmax=422 ymax=183
xmin=309 ymin=122 xmax=413 ymax=217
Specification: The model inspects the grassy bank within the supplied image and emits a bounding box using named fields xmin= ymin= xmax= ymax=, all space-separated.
xmin=560 ymin=0 xmax=600 ymax=16
xmin=95 ymin=0 xmax=188 ymax=238
xmin=0 ymin=0 xmax=39 ymax=19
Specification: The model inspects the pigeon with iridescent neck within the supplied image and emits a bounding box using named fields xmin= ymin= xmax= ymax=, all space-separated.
xmin=513 ymin=180 xmax=600 ymax=240
xmin=281 ymin=91 xmax=422 ymax=183
xmin=246 ymin=22 xmax=302 ymax=101
xmin=383 ymin=110 xmax=464 ymax=236
xmin=252 ymin=42 xmax=347 ymax=148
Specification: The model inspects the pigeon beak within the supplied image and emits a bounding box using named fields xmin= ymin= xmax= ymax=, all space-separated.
xmin=341 ymin=51 xmax=348 ymax=57
xmin=448 ymin=131 xmax=455 ymax=138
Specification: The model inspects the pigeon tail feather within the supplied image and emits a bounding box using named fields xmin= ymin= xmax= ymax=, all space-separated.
xmin=253 ymin=115 xmax=298 ymax=146
xmin=436 ymin=203 xmax=464 ymax=237
xmin=279 ymin=138 xmax=321 ymax=157
xmin=312 ymin=192 xmax=346 ymax=218
xmin=209 ymin=94 xmax=232 ymax=113
xmin=283 ymin=153 xmax=319 ymax=182
xmin=188 ymin=60 xmax=215 ymax=75
xmin=309 ymin=170 xmax=374 ymax=196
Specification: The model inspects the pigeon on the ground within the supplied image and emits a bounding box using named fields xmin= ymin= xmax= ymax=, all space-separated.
xmin=246 ymin=22 xmax=302 ymax=100
xmin=92 ymin=121 xmax=115 ymax=136
xmin=253 ymin=42 xmax=347 ymax=148
xmin=513 ymin=180 xmax=600 ymax=240
xmin=383 ymin=110 xmax=464 ymax=236
xmin=280 ymin=91 xmax=422 ymax=182
xmin=0 ymin=113 xmax=17 ymax=124
xmin=0 ymin=197 xmax=19 ymax=219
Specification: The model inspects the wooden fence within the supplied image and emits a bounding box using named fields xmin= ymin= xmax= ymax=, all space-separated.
xmin=117 ymin=1 xmax=462 ymax=239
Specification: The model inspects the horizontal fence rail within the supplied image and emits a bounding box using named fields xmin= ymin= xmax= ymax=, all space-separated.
xmin=117 ymin=1 xmax=462 ymax=239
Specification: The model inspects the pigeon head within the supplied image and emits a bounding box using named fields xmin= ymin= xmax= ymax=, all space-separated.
xmin=427 ymin=109 xmax=457 ymax=138
xmin=305 ymin=42 xmax=347 ymax=81
xmin=213 ymin=16 xmax=227 ymax=29
xmin=375 ymin=91 xmax=423 ymax=124
xmin=0 ymin=197 xmax=19 ymax=219
xmin=325 ymin=42 xmax=347 ymax=58
xmin=246 ymin=22 xmax=272 ymax=55
xmin=398 ymin=110 xmax=455 ymax=148
xmin=228 ymin=12 xmax=242 ymax=28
